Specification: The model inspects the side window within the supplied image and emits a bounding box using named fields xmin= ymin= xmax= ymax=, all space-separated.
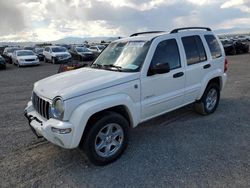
xmin=182 ymin=35 xmax=207 ymax=65
xmin=45 ymin=47 xmax=48 ymax=52
xmin=205 ymin=35 xmax=222 ymax=59
xmin=150 ymin=39 xmax=181 ymax=72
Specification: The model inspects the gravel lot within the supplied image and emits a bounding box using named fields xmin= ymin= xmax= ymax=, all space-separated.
xmin=1 ymin=54 xmax=250 ymax=188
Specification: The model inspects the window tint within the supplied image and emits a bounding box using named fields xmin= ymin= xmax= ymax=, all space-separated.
xmin=205 ymin=35 xmax=222 ymax=59
xmin=150 ymin=39 xmax=181 ymax=72
xmin=182 ymin=36 xmax=207 ymax=65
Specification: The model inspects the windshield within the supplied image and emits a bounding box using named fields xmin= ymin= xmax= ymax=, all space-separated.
xmin=91 ymin=41 xmax=151 ymax=72
xmin=51 ymin=47 xmax=67 ymax=52
xmin=17 ymin=51 xmax=35 ymax=56
xmin=36 ymin=49 xmax=43 ymax=53
xmin=98 ymin=45 xmax=105 ymax=50
xmin=76 ymin=47 xmax=90 ymax=53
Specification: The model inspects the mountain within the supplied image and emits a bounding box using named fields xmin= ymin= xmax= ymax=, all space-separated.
xmin=52 ymin=36 xmax=122 ymax=44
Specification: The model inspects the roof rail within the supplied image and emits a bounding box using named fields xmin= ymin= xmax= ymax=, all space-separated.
xmin=170 ymin=27 xmax=212 ymax=34
xmin=130 ymin=31 xmax=165 ymax=37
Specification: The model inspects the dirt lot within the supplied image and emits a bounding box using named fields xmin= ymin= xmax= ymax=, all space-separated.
xmin=0 ymin=54 xmax=250 ymax=188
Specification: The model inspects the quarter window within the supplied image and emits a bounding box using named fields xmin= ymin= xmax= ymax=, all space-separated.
xmin=150 ymin=39 xmax=181 ymax=72
xmin=182 ymin=36 xmax=207 ymax=65
xmin=205 ymin=35 xmax=222 ymax=59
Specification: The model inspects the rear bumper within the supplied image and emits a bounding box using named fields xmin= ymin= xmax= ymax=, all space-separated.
xmin=24 ymin=101 xmax=74 ymax=149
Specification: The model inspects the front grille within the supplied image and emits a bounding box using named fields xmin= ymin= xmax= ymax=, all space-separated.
xmin=25 ymin=59 xmax=35 ymax=61
xmin=32 ymin=92 xmax=50 ymax=119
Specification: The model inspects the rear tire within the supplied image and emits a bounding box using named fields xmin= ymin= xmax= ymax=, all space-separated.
xmin=194 ymin=83 xmax=220 ymax=115
xmin=81 ymin=112 xmax=129 ymax=166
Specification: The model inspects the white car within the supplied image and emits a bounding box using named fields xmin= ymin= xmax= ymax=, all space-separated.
xmin=12 ymin=50 xmax=40 ymax=67
xmin=25 ymin=27 xmax=227 ymax=165
xmin=88 ymin=45 xmax=105 ymax=55
xmin=43 ymin=46 xmax=71 ymax=64
xmin=3 ymin=47 xmax=22 ymax=63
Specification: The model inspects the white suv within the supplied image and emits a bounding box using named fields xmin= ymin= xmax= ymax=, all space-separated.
xmin=25 ymin=27 xmax=227 ymax=165
xmin=43 ymin=46 xmax=71 ymax=64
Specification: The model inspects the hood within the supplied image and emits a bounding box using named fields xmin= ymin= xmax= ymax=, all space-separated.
xmin=17 ymin=55 xmax=37 ymax=60
xmin=34 ymin=67 xmax=139 ymax=100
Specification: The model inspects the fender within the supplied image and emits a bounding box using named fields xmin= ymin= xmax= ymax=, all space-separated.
xmin=197 ymin=69 xmax=223 ymax=100
xmin=68 ymin=94 xmax=140 ymax=148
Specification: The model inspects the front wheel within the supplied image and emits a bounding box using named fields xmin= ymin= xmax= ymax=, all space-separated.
xmin=82 ymin=112 xmax=129 ymax=166
xmin=194 ymin=83 xmax=220 ymax=115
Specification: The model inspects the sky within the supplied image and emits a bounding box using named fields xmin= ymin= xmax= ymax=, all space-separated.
xmin=0 ymin=0 xmax=250 ymax=42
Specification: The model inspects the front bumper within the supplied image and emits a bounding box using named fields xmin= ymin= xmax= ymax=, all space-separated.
xmin=24 ymin=101 xmax=74 ymax=148
xmin=19 ymin=60 xmax=40 ymax=66
xmin=55 ymin=57 xmax=71 ymax=64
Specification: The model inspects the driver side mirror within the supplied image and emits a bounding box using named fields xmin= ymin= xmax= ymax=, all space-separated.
xmin=149 ymin=63 xmax=170 ymax=76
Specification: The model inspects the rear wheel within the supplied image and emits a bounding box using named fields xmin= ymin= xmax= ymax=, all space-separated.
xmin=81 ymin=112 xmax=129 ymax=166
xmin=194 ymin=83 xmax=220 ymax=115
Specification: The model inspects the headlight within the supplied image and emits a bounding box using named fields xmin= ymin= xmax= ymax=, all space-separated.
xmin=19 ymin=58 xmax=25 ymax=62
xmin=50 ymin=97 xmax=64 ymax=119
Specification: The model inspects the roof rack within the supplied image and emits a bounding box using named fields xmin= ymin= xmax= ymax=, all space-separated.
xmin=130 ymin=31 xmax=166 ymax=37
xmin=170 ymin=27 xmax=212 ymax=34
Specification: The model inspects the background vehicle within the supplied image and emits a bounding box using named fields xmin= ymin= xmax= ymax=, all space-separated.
xmin=0 ymin=55 xmax=6 ymax=69
xmin=222 ymin=40 xmax=249 ymax=55
xmin=12 ymin=50 xmax=40 ymax=67
xmin=88 ymin=45 xmax=105 ymax=56
xmin=34 ymin=48 xmax=45 ymax=61
xmin=25 ymin=27 xmax=227 ymax=165
xmin=43 ymin=46 xmax=71 ymax=64
xmin=3 ymin=47 xmax=22 ymax=63
xmin=236 ymin=35 xmax=250 ymax=42
xmin=23 ymin=46 xmax=34 ymax=51
xmin=69 ymin=46 xmax=95 ymax=61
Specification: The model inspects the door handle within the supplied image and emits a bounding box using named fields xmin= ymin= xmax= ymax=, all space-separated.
xmin=203 ymin=64 xmax=211 ymax=69
xmin=173 ymin=72 xmax=184 ymax=78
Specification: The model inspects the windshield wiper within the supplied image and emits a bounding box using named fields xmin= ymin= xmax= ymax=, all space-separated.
xmin=103 ymin=64 xmax=123 ymax=71
xmin=91 ymin=63 xmax=103 ymax=69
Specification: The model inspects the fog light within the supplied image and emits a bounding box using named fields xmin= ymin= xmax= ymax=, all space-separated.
xmin=51 ymin=127 xmax=72 ymax=134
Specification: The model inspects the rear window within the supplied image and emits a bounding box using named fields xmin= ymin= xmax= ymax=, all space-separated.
xmin=182 ymin=35 xmax=207 ymax=65
xmin=205 ymin=35 xmax=222 ymax=59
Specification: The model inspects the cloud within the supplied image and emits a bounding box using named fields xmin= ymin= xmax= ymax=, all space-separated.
xmin=0 ymin=0 xmax=250 ymax=42
xmin=0 ymin=1 xmax=26 ymax=35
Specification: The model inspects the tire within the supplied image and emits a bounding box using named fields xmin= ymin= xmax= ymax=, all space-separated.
xmin=82 ymin=111 xmax=129 ymax=166
xmin=52 ymin=57 xmax=56 ymax=64
xmin=194 ymin=83 xmax=220 ymax=115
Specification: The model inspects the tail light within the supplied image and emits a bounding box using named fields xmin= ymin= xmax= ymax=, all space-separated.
xmin=224 ymin=58 xmax=228 ymax=73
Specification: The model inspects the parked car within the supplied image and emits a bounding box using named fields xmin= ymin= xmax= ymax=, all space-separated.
xmin=236 ymin=35 xmax=250 ymax=42
xmin=219 ymin=36 xmax=230 ymax=43
xmin=24 ymin=27 xmax=227 ymax=165
xmin=12 ymin=50 xmax=40 ymax=67
xmin=34 ymin=48 xmax=45 ymax=61
xmin=88 ymin=45 xmax=105 ymax=55
xmin=23 ymin=46 xmax=34 ymax=51
xmin=43 ymin=46 xmax=71 ymax=64
xmin=3 ymin=47 xmax=22 ymax=63
xmin=0 ymin=55 xmax=6 ymax=69
xmin=222 ymin=40 xmax=249 ymax=55
xmin=70 ymin=46 xmax=95 ymax=61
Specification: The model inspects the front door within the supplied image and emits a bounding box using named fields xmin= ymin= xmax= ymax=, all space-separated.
xmin=141 ymin=38 xmax=185 ymax=120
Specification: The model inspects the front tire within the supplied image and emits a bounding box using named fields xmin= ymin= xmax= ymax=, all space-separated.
xmin=194 ymin=83 xmax=220 ymax=115
xmin=82 ymin=112 xmax=129 ymax=166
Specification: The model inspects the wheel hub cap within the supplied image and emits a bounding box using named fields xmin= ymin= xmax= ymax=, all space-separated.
xmin=95 ymin=123 xmax=124 ymax=158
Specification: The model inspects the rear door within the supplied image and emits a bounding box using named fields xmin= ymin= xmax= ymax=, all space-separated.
xmin=141 ymin=38 xmax=186 ymax=120
xmin=181 ymin=35 xmax=210 ymax=104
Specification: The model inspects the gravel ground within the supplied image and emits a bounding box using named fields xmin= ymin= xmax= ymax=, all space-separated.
xmin=0 ymin=54 xmax=250 ymax=188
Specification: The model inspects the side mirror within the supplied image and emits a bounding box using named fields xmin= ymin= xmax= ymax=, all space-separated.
xmin=150 ymin=63 xmax=170 ymax=75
